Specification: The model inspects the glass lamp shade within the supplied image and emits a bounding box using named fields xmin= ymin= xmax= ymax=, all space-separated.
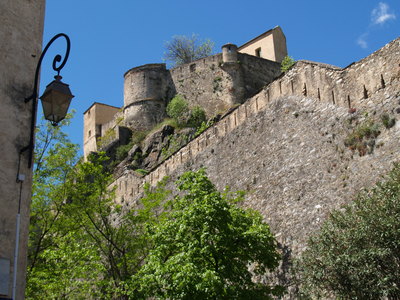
xmin=39 ymin=75 xmax=74 ymax=125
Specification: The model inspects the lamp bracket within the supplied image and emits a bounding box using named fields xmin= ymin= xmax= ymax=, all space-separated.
xmin=22 ymin=33 xmax=71 ymax=169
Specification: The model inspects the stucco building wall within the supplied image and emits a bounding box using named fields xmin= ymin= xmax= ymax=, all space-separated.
xmin=238 ymin=26 xmax=288 ymax=63
xmin=0 ymin=1 xmax=45 ymax=298
xmin=83 ymin=103 xmax=121 ymax=158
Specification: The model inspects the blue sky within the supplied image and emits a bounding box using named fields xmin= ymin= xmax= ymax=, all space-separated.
xmin=40 ymin=1 xmax=399 ymax=154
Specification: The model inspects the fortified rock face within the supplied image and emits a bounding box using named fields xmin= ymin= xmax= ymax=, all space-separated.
xmin=105 ymin=38 xmax=400 ymax=298
xmin=83 ymin=25 xmax=399 ymax=298
xmin=83 ymin=42 xmax=282 ymax=158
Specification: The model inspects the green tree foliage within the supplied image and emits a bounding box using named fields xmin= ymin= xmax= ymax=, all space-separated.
xmin=28 ymin=117 xmax=280 ymax=299
xmin=164 ymin=34 xmax=214 ymax=66
xmin=135 ymin=169 xmax=283 ymax=299
xmin=166 ymin=95 xmax=190 ymax=126
xmin=27 ymin=114 xmax=103 ymax=298
xmin=167 ymin=95 xmax=206 ymax=129
xmin=188 ymin=105 xmax=207 ymax=128
xmin=298 ymin=164 xmax=400 ymax=299
xmin=280 ymin=55 xmax=295 ymax=72
xmin=27 ymin=116 xmax=168 ymax=299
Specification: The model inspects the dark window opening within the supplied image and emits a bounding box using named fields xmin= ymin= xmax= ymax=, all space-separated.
xmin=255 ymin=47 xmax=261 ymax=57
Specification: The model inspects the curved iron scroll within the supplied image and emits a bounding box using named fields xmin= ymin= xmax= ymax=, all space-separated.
xmin=25 ymin=33 xmax=71 ymax=102
xmin=22 ymin=33 xmax=71 ymax=169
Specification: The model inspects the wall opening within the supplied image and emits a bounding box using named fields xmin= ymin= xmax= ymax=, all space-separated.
xmin=255 ymin=47 xmax=261 ymax=57
xmin=363 ymin=85 xmax=368 ymax=99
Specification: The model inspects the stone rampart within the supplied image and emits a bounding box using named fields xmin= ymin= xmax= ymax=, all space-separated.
xmin=268 ymin=38 xmax=400 ymax=110
xmin=114 ymin=38 xmax=400 ymax=203
xmin=169 ymin=52 xmax=281 ymax=117
xmin=87 ymin=49 xmax=282 ymax=154
xmin=112 ymin=39 xmax=400 ymax=279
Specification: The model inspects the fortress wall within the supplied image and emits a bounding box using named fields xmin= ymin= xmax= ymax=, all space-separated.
xmin=260 ymin=38 xmax=400 ymax=112
xmin=113 ymin=38 xmax=400 ymax=214
xmin=101 ymin=110 xmax=123 ymax=134
xmin=123 ymin=64 xmax=169 ymax=106
xmin=86 ymin=50 xmax=282 ymax=155
xmin=238 ymin=53 xmax=282 ymax=97
xmin=169 ymin=52 xmax=281 ymax=117
xmin=123 ymin=64 xmax=169 ymax=131
xmin=105 ymin=39 xmax=400 ymax=299
xmin=169 ymin=54 xmax=233 ymax=116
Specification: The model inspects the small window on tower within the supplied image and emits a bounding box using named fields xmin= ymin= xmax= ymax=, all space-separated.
xmin=255 ymin=48 xmax=261 ymax=57
xmin=88 ymin=130 xmax=91 ymax=137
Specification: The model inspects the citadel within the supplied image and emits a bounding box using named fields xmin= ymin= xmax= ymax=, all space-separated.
xmin=83 ymin=26 xmax=287 ymax=157
xmin=1 ymin=1 xmax=399 ymax=297
xmin=83 ymin=26 xmax=400 ymax=295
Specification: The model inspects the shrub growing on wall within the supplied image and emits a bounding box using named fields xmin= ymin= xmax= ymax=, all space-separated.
xmin=166 ymin=95 xmax=190 ymax=126
xmin=281 ymin=56 xmax=295 ymax=72
xmin=167 ymin=95 xmax=207 ymax=129
xmin=298 ymin=164 xmax=400 ymax=299
xmin=188 ymin=105 xmax=206 ymax=128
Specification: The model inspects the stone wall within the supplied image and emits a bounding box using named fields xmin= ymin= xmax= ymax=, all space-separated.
xmin=269 ymin=38 xmax=400 ymax=110
xmin=0 ymin=1 xmax=45 ymax=298
xmin=84 ymin=49 xmax=281 ymax=156
xmin=170 ymin=52 xmax=281 ymax=118
xmin=111 ymin=38 xmax=400 ymax=297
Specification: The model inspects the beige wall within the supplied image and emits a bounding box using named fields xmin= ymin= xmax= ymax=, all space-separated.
xmin=83 ymin=103 xmax=120 ymax=158
xmin=0 ymin=0 xmax=45 ymax=299
xmin=238 ymin=26 xmax=288 ymax=62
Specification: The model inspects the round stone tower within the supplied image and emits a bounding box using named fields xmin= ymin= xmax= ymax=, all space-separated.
xmin=123 ymin=64 xmax=169 ymax=131
xmin=222 ymin=43 xmax=238 ymax=63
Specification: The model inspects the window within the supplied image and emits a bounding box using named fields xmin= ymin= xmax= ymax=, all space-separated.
xmin=88 ymin=130 xmax=91 ymax=137
xmin=255 ymin=47 xmax=261 ymax=57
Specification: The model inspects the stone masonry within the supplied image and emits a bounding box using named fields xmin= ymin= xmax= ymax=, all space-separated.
xmin=83 ymin=33 xmax=283 ymax=158
xmin=107 ymin=37 xmax=400 ymax=297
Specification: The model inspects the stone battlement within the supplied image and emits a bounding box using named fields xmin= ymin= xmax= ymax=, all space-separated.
xmin=111 ymin=37 xmax=400 ymax=208
xmin=83 ymin=37 xmax=283 ymax=157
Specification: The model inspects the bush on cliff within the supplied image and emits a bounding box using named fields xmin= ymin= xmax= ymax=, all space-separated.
xmin=167 ymin=95 xmax=191 ymax=126
xmin=167 ymin=95 xmax=206 ymax=129
xmin=298 ymin=163 xmax=400 ymax=299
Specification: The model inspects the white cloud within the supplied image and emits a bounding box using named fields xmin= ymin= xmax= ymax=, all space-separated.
xmin=357 ymin=34 xmax=368 ymax=48
xmin=371 ymin=2 xmax=396 ymax=25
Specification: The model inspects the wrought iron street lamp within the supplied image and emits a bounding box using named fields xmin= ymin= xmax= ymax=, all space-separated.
xmin=22 ymin=33 xmax=74 ymax=168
